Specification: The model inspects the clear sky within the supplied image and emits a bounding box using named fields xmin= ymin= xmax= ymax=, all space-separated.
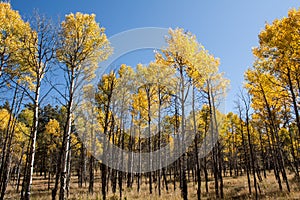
xmin=11 ymin=0 xmax=300 ymax=112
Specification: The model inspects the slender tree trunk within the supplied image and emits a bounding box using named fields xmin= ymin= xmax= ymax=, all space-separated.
xmin=287 ymin=68 xmax=300 ymax=140
xmin=137 ymin=117 xmax=142 ymax=193
xmin=179 ymin=67 xmax=188 ymax=200
xmin=52 ymin=151 xmax=62 ymax=200
xmin=211 ymin=86 xmax=224 ymax=199
xmin=245 ymin=106 xmax=258 ymax=199
xmin=259 ymin=82 xmax=290 ymax=192
xmin=192 ymin=86 xmax=201 ymax=200
xmin=79 ymin=144 xmax=86 ymax=188
xmin=146 ymin=88 xmax=153 ymax=194
xmin=207 ymin=82 xmax=220 ymax=198
xmin=66 ymin=140 xmax=72 ymax=198
xmin=217 ymin=141 xmax=224 ymax=199
xmin=101 ymin=163 xmax=107 ymax=200
xmin=258 ymin=129 xmax=267 ymax=179
xmin=119 ymin=123 xmax=125 ymax=200
xmin=266 ymin=126 xmax=282 ymax=190
xmin=158 ymin=88 xmax=162 ymax=196
xmin=59 ymin=68 xmax=75 ymax=200
xmin=23 ymin=82 xmax=41 ymax=200
xmin=173 ymin=96 xmax=179 ymax=192
xmin=88 ymin=156 xmax=94 ymax=194
xmin=59 ymin=117 xmax=72 ymax=200
xmin=48 ymin=167 xmax=51 ymax=191
xmin=237 ymin=106 xmax=251 ymax=195
xmin=16 ymin=145 xmax=25 ymax=192
xmin=1 ymin=85 xmax=23 ymax=200
xmin=100 ymin=74 xmax=115 ymax=200
xmin=127 ymin=117 xmax=134 ymax=189
xmin=162 ymin=167 xmax=168 ymax=191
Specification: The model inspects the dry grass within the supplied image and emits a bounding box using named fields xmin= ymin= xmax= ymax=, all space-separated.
xmin=5 ymin=171 xmax=300 ymax=199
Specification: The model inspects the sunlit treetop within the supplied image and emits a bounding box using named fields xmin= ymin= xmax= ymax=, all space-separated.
xmin=253 ymin=8 xmax=300 ymax=76
xmin=156 ymin=28 xmax=220 ymax=89
xmin=0 ymin=3 xmax=33 ymax=78
xmin=56 ymin=12 xmax=112 ymax=81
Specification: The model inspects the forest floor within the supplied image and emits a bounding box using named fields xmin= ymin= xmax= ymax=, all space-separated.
xmin=4 ymin=171 xmax=300 ymax=200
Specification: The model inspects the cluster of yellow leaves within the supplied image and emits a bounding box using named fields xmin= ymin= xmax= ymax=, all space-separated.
xmin=18 ymin=107 xmax=34 ymax=127
xmin=96 ymin=71 xmax=117 ymax=108
xmin=254 ymin=8 xmax=300 ymax=66
xmin=57 ymin=12 xmax=112 ymax=81
xmin=0 ymin=3 xmax=37 ymax=89
xmin=0 ymin=108 xmax=29 ymax=162
xmin=245 ymin=64 xmax=289 ymax=116
xmin=44 ymin=119 xmax=62 ymax=152
xmin=113 ymin=64 xmax=135 ymax=113
xmin=45 ymin=119 xmax=61 ymax=137
xmin=155 ymin=28 xmax=222 ymax=89
xmin=131 ymin=88 xmax=148 ymax=127
xmin=157 ymin=28 xmax=200 ymax=67
xmin=0 ymin=3 xmax=31 ymax=67
xmin=219 ymin=112 xmax=241 ymax=161
xmin=252 ymin=8 xmax=300 ymax=97
xmin=0 ymin=108 xmax=10 ymax=131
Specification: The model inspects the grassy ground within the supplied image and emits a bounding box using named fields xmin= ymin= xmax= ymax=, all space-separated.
xmin=5 ymin=171 xmax=300 ymax=199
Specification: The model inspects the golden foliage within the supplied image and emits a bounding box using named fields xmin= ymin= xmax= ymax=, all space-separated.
xmin=57 ymin=12 xmax=112 ymax=81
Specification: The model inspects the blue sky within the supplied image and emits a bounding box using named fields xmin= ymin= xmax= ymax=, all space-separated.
xmin=11 ymin=0 xmax=300 ymax=112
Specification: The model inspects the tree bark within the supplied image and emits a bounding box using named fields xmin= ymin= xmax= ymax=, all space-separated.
xmin=59 ymin=68 xmax=75 ymax=200
xmin=23 ymin=80 xmax=40 ymax=200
